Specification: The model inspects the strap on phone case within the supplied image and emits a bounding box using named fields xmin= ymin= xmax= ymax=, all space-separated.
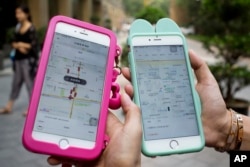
xmin=103 ymin=46 xmax=121 ymax=152
xmin=109 ymin=46 xmax=122 ymax=110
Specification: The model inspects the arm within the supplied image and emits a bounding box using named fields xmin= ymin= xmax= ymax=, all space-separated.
xmin=12 ymin=42 xmax=29 ymax=54
xmin=12 ymin=25 xmax=38 ymax=55
xmin=14 ymin=42 xmax=32 ymax=50
xmin=189 ymin=50 xmax=250 ymax=151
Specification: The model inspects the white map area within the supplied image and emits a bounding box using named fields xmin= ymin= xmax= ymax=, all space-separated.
xmin=134 ymin=45 xmax=199 ymax=140
xmin=34 ymin=33 xmax=108 ymax=141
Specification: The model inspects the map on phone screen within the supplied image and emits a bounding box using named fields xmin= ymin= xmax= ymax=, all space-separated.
xmin=134 ymin=45 xmax=199 ymax=140
xmin=33 ymin=33 xmax=109 ymax=141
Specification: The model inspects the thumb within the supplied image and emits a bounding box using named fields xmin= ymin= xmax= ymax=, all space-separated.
xmin=121 ymin=93 xmax=142 ymax=134
xmin=189 ymin=50 xmax=216 ymax=84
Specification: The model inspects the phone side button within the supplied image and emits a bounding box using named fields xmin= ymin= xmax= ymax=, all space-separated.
xmin=169 ymin=140 xmax=179 ymax=149
xmin=59 ymin=139 xmax=69 ymax=150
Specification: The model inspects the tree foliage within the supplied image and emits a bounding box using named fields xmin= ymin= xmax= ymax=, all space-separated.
xmin=191 ymin=0 xmax=250 ymax=102
xmin=135 ymin=6 xmax=166 ymax=24
xmin=150 ymin=0 xmax=170 ymax=15
xmin=122 ymin=0 xmax=144 ymax=17
xmin=122 ymin=0 xmax=169 ymax=17
xmin=177 ymin=0 xmax=201 ymax=26
xmin=195 ymin=0 xmax=250 ymax=56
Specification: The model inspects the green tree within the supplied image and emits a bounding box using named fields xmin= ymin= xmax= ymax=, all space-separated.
xmin=150 ymin=0 xmax=170 ymax=16
xmin=178 ymin=0 xmax=201 ymax=26
xmin=194 ymin=0 xmax=250 ymax=113
xmin=123 ymin=0 xmax=144 ymax=17
xmin=122 ymin=0 xmax=169 ymax=17
xmin=135 ymin=6 xmax=166 ymax=24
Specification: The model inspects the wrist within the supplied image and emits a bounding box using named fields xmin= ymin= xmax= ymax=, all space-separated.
xmin=215 ymin=109 xmax=246 ymax=152
xmin=239 ymin=114 xmax=250 ymax=150
xmin=214 ymin=109 xmax=232 ymax=149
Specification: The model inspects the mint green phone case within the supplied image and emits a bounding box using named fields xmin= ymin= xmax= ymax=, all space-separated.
xmin=127 ymin=18 xmax=205 ymax=156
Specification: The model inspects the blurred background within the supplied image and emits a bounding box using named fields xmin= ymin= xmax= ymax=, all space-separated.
xmin=0 ymin=0 xmax=250 ymax=167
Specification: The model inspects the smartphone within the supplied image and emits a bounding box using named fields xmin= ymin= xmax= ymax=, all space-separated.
xmin=23 ymin=16 xmax=118 ymax=160
xmin=129 ymin=34 xmax=204 ymax=156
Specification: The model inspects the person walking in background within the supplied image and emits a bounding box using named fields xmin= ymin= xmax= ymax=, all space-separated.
xmin=0 ymin=4 xmax=38 ymax=116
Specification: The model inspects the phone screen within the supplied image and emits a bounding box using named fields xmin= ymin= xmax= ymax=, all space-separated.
xmin=33 ymin=32 xmax=109 ymax=142
xmin=133 ymin=45 xmax=199 ymax=141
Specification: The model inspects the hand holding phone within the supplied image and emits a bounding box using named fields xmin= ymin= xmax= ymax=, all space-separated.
xmin=22 ymin=16 xmax=120 ymax=160
xmin=47 ymin=90 xmax=142 ymax=167
xmin=128 ymin=18 xmax=205 ymax=156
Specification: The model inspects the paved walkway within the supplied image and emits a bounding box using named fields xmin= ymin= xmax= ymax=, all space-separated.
xmin=1 ymin=35 xmax=249 ymax=166
xmin=0 ymin=59 xmax=50 ymax=167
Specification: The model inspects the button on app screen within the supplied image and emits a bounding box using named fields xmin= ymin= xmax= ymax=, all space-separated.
xmin=34 ymin=33 xmax=109 ymax=141
xmin=134 ymin=45 xmax=199 ymax=141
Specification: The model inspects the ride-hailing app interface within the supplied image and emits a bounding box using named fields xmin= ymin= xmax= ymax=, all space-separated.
xmin=133 ymin=45 xmax=199 ymax=141
xmin=33 ymin=33 xmax=109 ymax=141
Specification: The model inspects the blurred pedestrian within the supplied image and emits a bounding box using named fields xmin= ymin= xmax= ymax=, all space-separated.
xmin=0 ymin=4 xmax=38 ymax=116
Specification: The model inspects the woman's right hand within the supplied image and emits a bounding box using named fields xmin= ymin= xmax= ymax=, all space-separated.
xmin=188 ymin=50 xmax=231 ymax=149
xmin=18 ymin=47 xmax=28 ymax=54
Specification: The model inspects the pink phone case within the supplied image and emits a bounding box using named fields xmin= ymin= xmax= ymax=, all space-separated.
xmin=22 ymin=15 xmax=120 ymax=160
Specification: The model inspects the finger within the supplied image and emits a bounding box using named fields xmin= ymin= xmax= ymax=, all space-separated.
xmin=121 ymin=92 xmax=141 ymax=134
xmin=106 ymin=111 xmax=122 ymax=136
xmin=124 ymin=84 xmax=134 ymax=99
xmin=189 ymin=49 xmax=205 ymax=70
xmin=47 ymin=157 xmax=62 ymax=165
xmin=121 ymin=67 xmax=131 ymax=81
xmin=47 ymin=156 xmax=76 ymax=167
xmin=189 ymin=50 xmax=216 ymax=84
